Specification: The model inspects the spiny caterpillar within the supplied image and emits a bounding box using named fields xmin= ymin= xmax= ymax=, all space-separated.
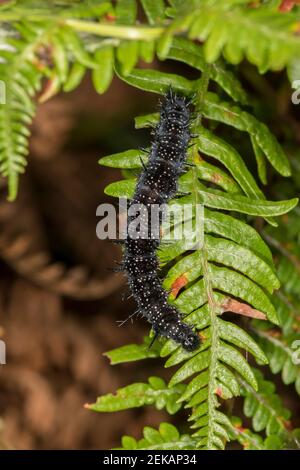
xmin=123 ymin=90 xmax=201 ymax=352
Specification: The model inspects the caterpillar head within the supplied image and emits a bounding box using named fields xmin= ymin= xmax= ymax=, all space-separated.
xmin=166 ymin=316 xmax=201 ymax=352
xmin=181 ymin=330 xmax=201 ymax=352
xmin=162 ymin=89 xmax=190 ymax=123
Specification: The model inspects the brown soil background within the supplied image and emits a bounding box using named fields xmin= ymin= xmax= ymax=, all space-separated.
xmin=0 ymin=76 xmax=172 ymax=449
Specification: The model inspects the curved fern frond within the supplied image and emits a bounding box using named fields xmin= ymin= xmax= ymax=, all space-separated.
xmin=0 ymin=23 xmax=43 ymax=200
xmin=0 ymin=2 xmax=112 ymax=199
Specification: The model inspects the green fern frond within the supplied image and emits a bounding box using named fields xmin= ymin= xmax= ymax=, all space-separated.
xmin=167 ymin=0 xmax=300 ymax=72
xmin=0 ymin=2 xmax=112 ymax=199
xmin=252 ymin=326 xmax=300 ymax=395
xmin=96 ymin=58 xmax=298 ymax=448
xmin=104 ymin=335 xmax=162 ymax=364
xmin=87 ymin=377 xmax=185 ymax=415
xmin=0 ymin=23 xmax=43 ymax=200
xmin=240 ymin=368 xmax=292 ymax=436
xmin=117 ymin=423 xmax=196 ymax=450
xmin=227 ymin=416 xmax=283 ymax=450
xmin=252 ymin=197 xmax=300 ymax=396
xmin=238 ymin=368 xmax=300 ymax=449
xmin=0 ymin=21 xmax=115 ymax=198
xmin=117 ymin=418 xmax=285 ymax=451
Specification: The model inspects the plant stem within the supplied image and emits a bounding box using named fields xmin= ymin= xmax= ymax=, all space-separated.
xmin=65 ymin=19 xmax=164 ymax=40
xmin=0 ymin=13 xmax=165 ymax=40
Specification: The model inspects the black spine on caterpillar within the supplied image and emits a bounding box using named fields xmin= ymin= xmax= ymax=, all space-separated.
xmin=123 ymin=90 xmax=201 ymax=352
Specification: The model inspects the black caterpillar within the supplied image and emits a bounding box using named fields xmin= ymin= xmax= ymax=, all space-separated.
xmin=123 ymin=90 xmax=201 ymax=352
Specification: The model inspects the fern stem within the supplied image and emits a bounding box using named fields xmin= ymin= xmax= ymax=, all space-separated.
xmin=0 ymin=15 xmax=165 ymax=40
xmin=64 ymin=19 xmax=164 ymax=40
